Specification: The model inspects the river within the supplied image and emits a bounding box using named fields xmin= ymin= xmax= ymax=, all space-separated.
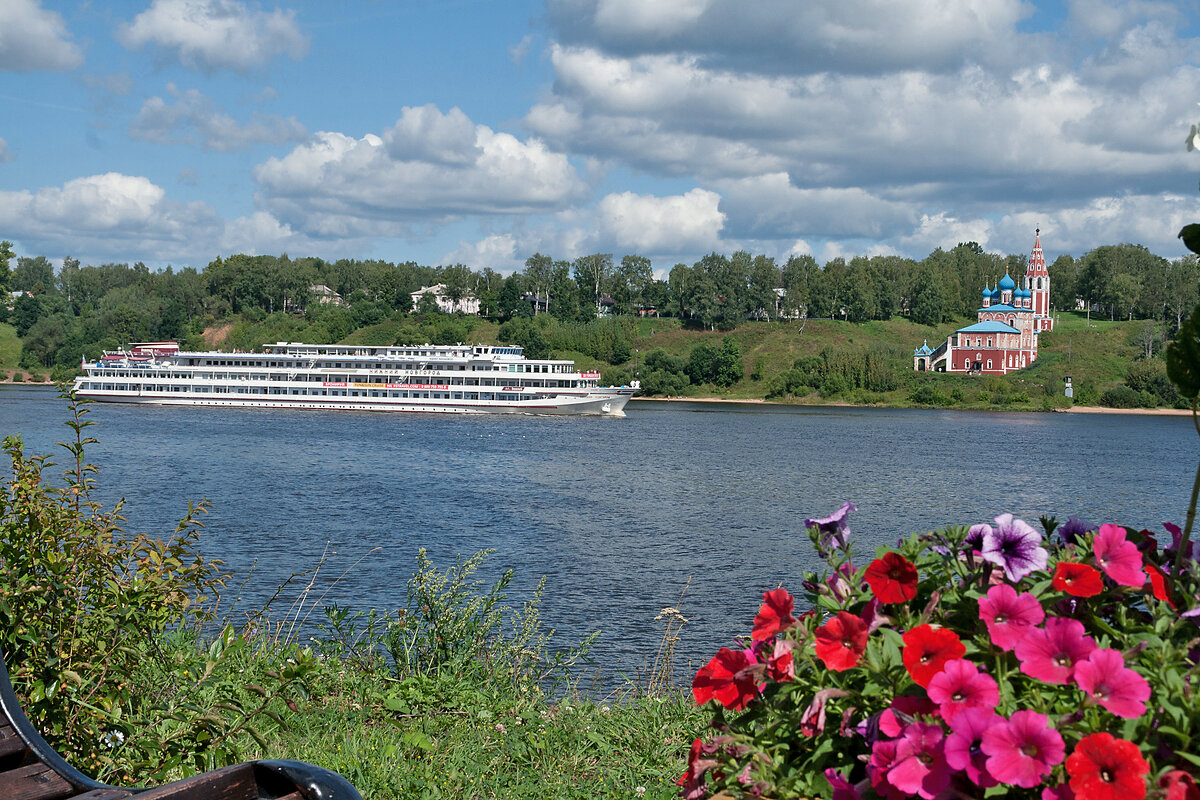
xmin=1 ymin=385 xmax=1194 ymax=687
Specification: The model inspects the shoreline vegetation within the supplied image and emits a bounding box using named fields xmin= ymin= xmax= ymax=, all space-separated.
xmin=636 ymin=395 xmax=1196 ymax=415
xmin=0 ymin=392 xmax=704 ymax=799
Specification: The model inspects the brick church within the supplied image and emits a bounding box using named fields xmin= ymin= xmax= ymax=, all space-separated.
xmin=913 ymin=231 xmax=1054 ymax=375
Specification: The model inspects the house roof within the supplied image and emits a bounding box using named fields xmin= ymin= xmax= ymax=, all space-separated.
xmin=957 ymin=320 xmax=1021 ymax=334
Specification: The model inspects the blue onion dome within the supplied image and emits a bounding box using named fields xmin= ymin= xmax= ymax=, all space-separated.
xmin=1019 ymin=286 xmax=1030 ymax=298
xmin=982 ymin=285 xmax=992 ymax=297
xmin=998 ymin=272 xmax=1016 ymax=291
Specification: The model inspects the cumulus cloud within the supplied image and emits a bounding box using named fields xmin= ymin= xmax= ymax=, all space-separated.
xmin=596 ymin=188 xmax=724 ymax=253
xmin=0 ymin=0 xmax=84 ymax=71
xmin=117 ymin=0 xmax=309 ymax=73
xmin=253 ymin=105 xmax=587 ymax=236
xmin=546 ymin=0 xmax=1030 ymax=74
xmin=0 ymin=138 xmax=11 ymax=163
xmin=715 ymin=173 xmax=916 ymax=239
xmin=440 ymin=234 xmax=520 ymax=270
xmin=130 ymin=85 xmax=307 ymax=151
xmin=0 ymin=172 xmax=222 ymax=261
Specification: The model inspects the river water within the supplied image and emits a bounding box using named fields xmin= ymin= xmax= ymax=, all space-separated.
xmin=1 ymin=386 xmax=1195 ymax=686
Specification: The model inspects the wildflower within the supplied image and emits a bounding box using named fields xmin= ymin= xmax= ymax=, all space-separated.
xmin=944 ymin=707 xmax=1000 ymax=787
xmin=635 ymin=787 xmax=646 ymax=796
xmin=980 ymin=709 xmax=1065 ymax=788
xmin=902 ymin=624 xmax=965 ymax=688
xmin=693 ymin=648 xmax=760 ymax=710
xmin=1065 ymin=733 xmax=1149 ymax=800
xmin=1159 ymin=770 xmax=1200 ymax=800
xmin=806 ymin=501 xmax=857 ymax=556
xmin=494 ymin=723 xmax=506 ymax=733
xmin=926 ymin=658 xmax=999 ymax=722
xmin=1015 ymin=617 xmax=1097 ymax=684
xmin=751 ymin=587 xmax=796 ymax=641
xmin=1072 ymin=648 xmax=1151 ymax=719
xmin=980 ymin=514 xmax=1048 ymax=582
xmin=888 ymin=721 xmax=952 ymax=799
xmin=814 ymin=611 xmax=868 ymax=672
xmin=766 ymin=639 xmax=794 ymax=682
xmin=978 ymin=584 xmax=1045 ymax=651
xmin=864 ymin=552 xmax=919 ymax=604
xmin=1144 ymin=562 xmax=1176 ymax=607
xmin=1051 ymin=562 xmax=1104 ymax=598
xmin=1093 ymin=524 xmax=1145 ymax=586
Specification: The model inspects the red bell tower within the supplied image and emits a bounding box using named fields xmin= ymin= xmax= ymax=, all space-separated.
xmin=1026 ymin=229 xmax=1053 ymax=331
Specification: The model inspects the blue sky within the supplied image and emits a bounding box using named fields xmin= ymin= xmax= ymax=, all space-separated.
xmin=2 ymin=0 xmax=1200 ymax=276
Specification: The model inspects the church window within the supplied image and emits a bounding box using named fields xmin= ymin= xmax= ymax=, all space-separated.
xmin=987 ymin=359 xmax=993 ymax=369
xmin=1037 ymin=278 xmax=1042 ymax=289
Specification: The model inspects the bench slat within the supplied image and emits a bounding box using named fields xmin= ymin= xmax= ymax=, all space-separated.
xmin=0 ymin=727 xmax=27 ymax=761
xmin=0 ymin=762 xmax=74 ymax=800
xmin=121 ymin=764 xmax=257 ymax=800
xmin=69 ymin=789 xmax=135 ymax=800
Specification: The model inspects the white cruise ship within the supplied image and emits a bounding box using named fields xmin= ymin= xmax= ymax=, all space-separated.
xmin=73 ymin=341 xmax=638 ymax=416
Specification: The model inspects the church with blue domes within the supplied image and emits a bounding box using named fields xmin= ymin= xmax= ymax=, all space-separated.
xmin=913 ymin=231 xmax=1054 ymax=375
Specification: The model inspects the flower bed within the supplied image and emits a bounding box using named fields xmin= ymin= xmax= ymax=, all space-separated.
xmin=680 ymin=503 xmax=1200 ymax=799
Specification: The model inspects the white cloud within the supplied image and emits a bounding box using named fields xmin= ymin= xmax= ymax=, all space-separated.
xmin=117 ymin=0 xmax=309 ymax=73
xmin=596 ymin=188 xmax=724 ymax=253
xmin=130 ymin=85 xmax=307 ymax=151
xmin=547 ymin=0 xmax=1030 ymax=74
xmin=0 ymin=0 xmax=83 ymax=71
xmin=0 ymin=138 xmax=11 ymax=163
xmin=0 ymin=172 xmax=221 ymax=262
xmin=254 ymin=106 xmax=587 ymax=236
xmin=440 ymin=234 xmax=520 ymax=270
xmin=715 ymin=173 xmax=916 ymax=239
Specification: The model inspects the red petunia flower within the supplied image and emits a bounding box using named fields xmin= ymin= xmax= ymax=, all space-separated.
xmin=864 ymin=552 xmax=919 ymax=604
xmin=814 ymin=611 xmax=869 ymax=672
xmin=1052 ymin=562 xmax=1104 ymax=598
xmin=752 ymin=587 xmax=797 ymax=641
xmin=1065 ymin=733 xmax=1149 ymax=800
xmin=692 ymin=647 xmax=760 ymax=710
xmin=1159 ymin=770 xmax=1200 ymax=800
xmin=1144 ymin=563 xmax=1176 ymax=608
xmin=766 ymin=639 xmax=795 ymax=682
xmin=902 ymin=624 xmax=966 ymax=688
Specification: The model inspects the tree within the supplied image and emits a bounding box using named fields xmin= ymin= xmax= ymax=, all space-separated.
xmin=11 ymin=256 xmax=55 ymax=294
xmin=615 ymin=255 xmax=653 ymax=315
xmin=523 ymin=253 xmax=553 ymax=315
xmin=1048 ymin=254 xmax=1078 ymax=311
xmin=780 ymin=254 xmax=817 ymax=318
xmin=573 ymin=253 xmax=612 ymax=316
xmin=0 ymin=240 xmax=13 ymax=294
xmin=747 ymin=255 xmax=780 ymax=320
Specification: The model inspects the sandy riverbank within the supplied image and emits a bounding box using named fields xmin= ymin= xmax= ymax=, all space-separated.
xmin=636 ymin=395 xmax=1194 ymax=416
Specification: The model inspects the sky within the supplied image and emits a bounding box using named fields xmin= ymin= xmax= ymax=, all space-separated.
xmin=2 ymin=0 xmax=1200 ymax=277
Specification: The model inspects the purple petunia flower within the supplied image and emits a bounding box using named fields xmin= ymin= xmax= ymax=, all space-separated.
xmin=806 ymin=501 xmax=857 ymax=556
xmin=1165 ymin=522 xmax=1195 ymax=562
xmin=1058 ymin=515 xmax=1097 ymax=546
xmin=981 ymin=514 xmax=1048 ymax=582
xmin=965 ymin=523 xmax=991 ymax=551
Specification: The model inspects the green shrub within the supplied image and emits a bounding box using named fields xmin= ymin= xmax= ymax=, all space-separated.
xmin=1100 ymin=385 xmax=1139 ymax=408
xmin=907 ymin=384 xmax=948 ymax=406
xmin=0 ymin=392 xmax=317 ymax=784
xmin=10 ymin=372 xmax=22 ymax=382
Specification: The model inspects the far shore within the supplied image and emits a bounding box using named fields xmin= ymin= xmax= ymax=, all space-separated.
xmin=635 ymin=395 xmax=1194 ymax=417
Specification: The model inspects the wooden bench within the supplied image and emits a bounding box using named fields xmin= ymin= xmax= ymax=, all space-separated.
xmin=0 ymin=650 xmax=361 ymax=800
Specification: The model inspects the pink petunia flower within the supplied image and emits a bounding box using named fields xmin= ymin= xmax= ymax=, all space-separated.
xmin=945 ymin=707 xmax=1001 ymax=788
xmin=888 ymin=721 xmax=953 ymax=799
xmin=824 ymin=769 xmax=863 ymax=800
xmin=1043 ymin=785 xmax=1076 ymax=800
xmin=1073 ymin=648 xmax=1151 ymax=719
xmin=978 ymin=584 xmax=1046 ymax=651
xmin=926 ymin=658 xmax=1000 ymax=722
xmin=868 ymin=739 xmax=907 ymax=800
xmin=981 ymin=709 xmax=1066 ymax=788
xmin=879 ymin=695 xmax=937 ymax=738
xmin=1015 ymin=617 xmax=1097 ymax=684
xmin=1093 ymin=523 xmax=1145 ymax=587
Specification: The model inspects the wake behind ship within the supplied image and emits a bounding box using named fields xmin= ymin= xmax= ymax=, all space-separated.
xmin=73 ymin=341 xmax=638 ymax=416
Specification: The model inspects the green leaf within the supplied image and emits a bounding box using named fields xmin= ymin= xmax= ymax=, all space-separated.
xmin=1166 ymin=303 xmax=1200 ymax=398
xmin=1180 ymin=224 xmax=1200 ymax=257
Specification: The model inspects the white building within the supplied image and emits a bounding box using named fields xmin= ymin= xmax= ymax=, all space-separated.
xmin=410 ymin=284 xmax=480 ymax=315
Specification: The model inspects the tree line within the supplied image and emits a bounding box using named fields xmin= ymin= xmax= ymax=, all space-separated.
xmin=2 ymin=237 xmax=1198 ymax=380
